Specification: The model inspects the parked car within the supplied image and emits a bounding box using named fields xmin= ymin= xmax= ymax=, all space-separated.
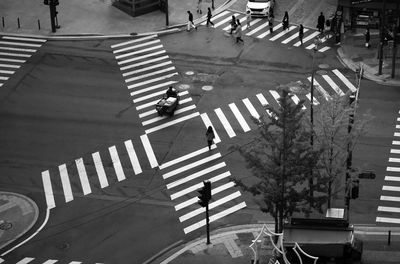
xmin=246 ymin=0 xmax=274 ymax=17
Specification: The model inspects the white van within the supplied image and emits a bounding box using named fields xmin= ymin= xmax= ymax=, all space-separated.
xmin=246 ymin=0 xmax=275 ymax=17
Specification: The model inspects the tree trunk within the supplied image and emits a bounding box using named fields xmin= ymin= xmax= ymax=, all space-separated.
xmin=328 ymin=180 xmax=332 ymax=208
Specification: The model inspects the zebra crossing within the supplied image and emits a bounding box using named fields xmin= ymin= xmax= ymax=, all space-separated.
xmin=194 ymin=68 xmax=356 ymax=143
xmin=111 ymin=36 xmax=199 ymax=135
xmin=159 ymin=145 xmax=246 ymax=234
xmin=0 ymin=36 xmax=46 ymax=87
xmin=0 ymin=257 xmax=103 ymax=264
xmin=41 ymin=135 xmax=156 ymax=209
xmin=202 ymin=10 xmax=331 ymax=52
xmin=376 ymin=110 xmax=400 ymax=225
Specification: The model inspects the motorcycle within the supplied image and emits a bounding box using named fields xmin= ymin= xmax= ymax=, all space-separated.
xmin=155 ymin=92 xmax=180 ymax=117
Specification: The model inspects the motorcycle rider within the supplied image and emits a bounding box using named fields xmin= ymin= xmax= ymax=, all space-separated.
xmin=166 ymin=86 xmax=178 ymax=98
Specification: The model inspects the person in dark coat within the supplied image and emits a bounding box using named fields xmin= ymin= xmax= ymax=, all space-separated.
xmin=187 ymin=11 xmax=197 ymax=31
xmin=269 ymin=13 xmax=274 ymax=34
xmin=317 ymin=12 xmax=325 ymax=33
xmin=364 ymin=26 xmax=371 ymax=48
xmin=282 ymin=11 xmax=289 ymax=31
xmin=229 ymin=15 xmax=237 ymax=34
xmin=206 ymin=7 xmax=214 ymax=27
xmin=205 ymin=126 xmax=215 ymax=150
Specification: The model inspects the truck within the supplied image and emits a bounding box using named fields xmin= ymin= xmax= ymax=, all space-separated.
xmin=283 ymin=216 xmax=363 ymax=264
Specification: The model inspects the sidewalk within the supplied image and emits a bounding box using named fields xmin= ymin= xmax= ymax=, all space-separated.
xmin=146 ymin=223 xmax=400 ymax=264
xmin=0 ymin=192 xmax=39 ymax=252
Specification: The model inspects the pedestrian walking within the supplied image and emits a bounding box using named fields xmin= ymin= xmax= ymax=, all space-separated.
xmin=364 ymin=26 xmax=371 ymax=48
xmin=229 ymin=15 xmax=237 ymax=34
xmin=268 ymin=13 xmax=274 ymax=34
xmin=206 ymin=7 xmax=214 ymax=27
xmin=187 ymin=11 xmax=197 ymax=31
xmin=197 ymin=0 xmax=202 ymax=14
xmin=317 ymin=12 xmax=325 ymax=33
xmin=282 ymin=11 xmax=289 ymax=31
xmin=246 ymin=10 xmax=252 ymax=29
xmin=299 ymin=24 xmax=304 ymax=45
xmin=234 ymin=19 xmax=244 ymax=43
xmin=325 ymin=19 xmax=331 ymax=38
xmin=211 ymin=0 xmax=215 ymax=9
xmin=205 ymin=126 xmax=215 ymax=150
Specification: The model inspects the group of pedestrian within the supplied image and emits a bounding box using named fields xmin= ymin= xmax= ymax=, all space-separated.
xmin=188 ymin=0 xmax=216 ymax=31
xmin=229 ymin=15 xmax=244 ymax=43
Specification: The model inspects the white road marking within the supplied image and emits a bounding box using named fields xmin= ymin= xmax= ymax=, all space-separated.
xmin=242 ymin=18 xmax=262 ymax=31
xmin=256 ymin=93 xmax=273 ymax=116
xmin=3 ymin=36 xmax=46 ymax=42
xmin=168 ymin=162 xmax=226 ymax=191
xmin=0 ymin=76 xmax=9 ymax=81
xmin=142 ymin=105 xmax=196 ymax=126
xmin=385 ymin=176 xmax=400 ymax=181
xmin=0 ymin=57 xmax=25 ymax=63
xmin=15 ymin=257 xmax=35 ymax=264
xmin=0 ymin=52 xmax=31 ymax=58
xmin=322 ymin=75 xmax=345 ymax=96
xmin=378 ymin=206 xmax=400 ymax=213
xmin=306 ymin=34 xmax=331 ymax=49
xmin=116 ymin=45 xmax=163 ymax=60
xmin=59 ymin=164 xmax=73 ymax=203
xmin=183 ymin=202 xmax=246 ymax=234
xmin=281 ymin=28 xmax=309 ymax=44
xmin=200 ymin=10 xmax=230 ymax=25
xmin=242 ymin=98 xmax=260 ymax=119
xmin=75 ymin=158 xmax=91 ymax=195
xmin=387 ymin=167 xmax=400 ymax=172
xmin=170 ymin=171 xmax=231 ymax=199
xmin=163 ymin=153 xmax=222 ymax=179
xmin=41 ymin=170 xmax=55 ymax=209
xmin=0 ymin=63 xmax=20 ymax=68
xmin=332 ymin=69 xmax=357 ymax=92
xmin=215 ymin=108 xmax=236 ymax=138
xmin=0 ymin=69 xmax=14 ymax=74
xmin=397 ymin=125 xmax=400 ymax=129
xmin=124 ymin=140 xmax=142 ymax=175
xmin=179 ymin=191 xmax=241 ymax=222
xmin=214 ymin=13 xmax=239 ymax=28
xmin=92 ymin=152 xmax=109 ymax=188
xmin=140 ymin=134 xmax=159 ymax=168
xmin=389 ymin=158 xmax=400 ymax=163
xmin=246 ymin=21 xmax=269 ymax=36
xmin=120 ymin=55 xmax=169 ymax=71
xmin=128 ymin=73 xmax=178 ymax=90
xmin=118 ymin=50 xmax=166 ymax=65
xmin=291 ymin=94 xmax=306 ymax=109
xmin=110 ymin=35 xmax=157 ymax=48
xmin=293 ymin=31 xmax=320 ymax=47
xmin=393 ymin=141 xmax=400 ymax=145
xmin=376 ymin=217 xmax=400 ymax=224
xmin=307 ymin=77 xmax=331 ymax=101
xmin=391 ymin=149 xmax=400 ymax=154
xmin=0 ymin=46 xmax=36 ymax=53
xmin=381 ymin=196 xmax=400 ymax=202
xmin=318 ymin=46 xmax=331 ymax=52
xmin=383 ymin=185 xmax=400 ymax=191
xmin=229 ymin=103 xmax=250 ymax=132
xmin=125 ymin=66 xmax=176 ymax=83
xmin=256 ymin=23 xmax=283 ymax=39
xmin=145 ymin=112 xmax=200 ymax=134
xmin=201 ymin=113 xmax=221 ymax=143
xmin=131 ymin=80 xmax=177 ymax=97
xmin=42 ymin=260 xmax=58 ymax=264
xmin=306 ymin=93 xmax=320 ymax=105
xmin=175 ymin=181 xmax=235 ymax=211
xmin=159 ymin=145 xmax=217 ymax=170
xmin=123 ymin=61 xmax=172 ymax=77
xmin=109 ymin=146 xmax=126 ymax=182
xmin=269 ymin=25 xmax=296 ymax=41
xmin=269 ymin=90 xmax=281 ymax=105
xmin=0 ymin=41 xmax=41 ymax=48
xmin=113 ymin=39 xmax=161 ymax=53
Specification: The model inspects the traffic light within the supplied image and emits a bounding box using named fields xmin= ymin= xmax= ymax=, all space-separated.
xmin=351 ymin=179 xmax=359 ymax=199
xmin=198 ymin=181 xmax=212 ymax=207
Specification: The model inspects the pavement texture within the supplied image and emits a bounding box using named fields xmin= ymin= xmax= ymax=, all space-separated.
xmin=1 ymin=0 xmax=400 ymax=262
xmin=0 ymin=192 xmax=38 ymax=251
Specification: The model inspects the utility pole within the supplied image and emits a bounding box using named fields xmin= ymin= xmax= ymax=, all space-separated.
xmin=198 ymin=181 xmax=212 ymax=244
xmin=392 ymin=1 xmax=399 ymax=79
xmin=378 ymin=0 xmax=386 ymax=75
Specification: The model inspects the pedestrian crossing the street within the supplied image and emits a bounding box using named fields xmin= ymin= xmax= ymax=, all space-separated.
xmin=111 ymin=35 xmax=199 ymax=135
xmin=202 ymin=10 xmax=331 ymax=52
xmin=41 ymin=136 xmax=155 ymax=209
xmin=0 ymin=257 xmax=104 ymax=264
xmin=159 ymin=145 xmax=246 ymax=234
xmin=376 ymin=110 xmax=400 ymax=225
xmin=0 ymin=36 xmax=46 ymax=88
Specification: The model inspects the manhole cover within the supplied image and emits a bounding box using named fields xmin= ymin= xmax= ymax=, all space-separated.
xmin=185 ymin=71 xmax=194 ymax=75
xmin=316 ymin=70 xmax=328 ymax=75
xmin=318 ymin=64 xmax=330 ymax=69
xmin=0 ymin=221 xmax=12 ymax=230
xmin=178 ymin=84 xmax=191 ymax=90
xmin=202 ymin=85 xmax=213 ymax=91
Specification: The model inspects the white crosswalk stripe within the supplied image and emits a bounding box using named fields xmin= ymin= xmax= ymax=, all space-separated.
xmin=92 ymin=151 xmax=109 ymax=188
xmin=269 ymin=25 xmax=296 ymax=41
xmin=113 ymin=39 xmax=161 ymax=53
xmin=59 ymin=164 xmax=74 ymax=203
xmin=322 ymin=75 xmax=345 ymax=96
xmin=124 ymin=140 xmax=143 ymax=175
xmin=75 ymin=158 xmax=92 ymax=195
xmin=201 ymin=113 xmax=221 ymax=144
xmin=229 ymin=103 xmax=250 ymax=132
xmin=215 ymin=108 xmax=236 ymax=138
xmin=242 ymin=98 xmax=260 ymax=119
xmin=282 ymin=28 xmax=309 ymax=44
xmin=0 ymin=36 xmax=45 ymax=88
xmin=41 ymin=170 xmax=55 ymax=209
xmin=12 ymin=258 xmax=104 ymax=264
xmin=109 ymin=145 xmax=126 ymax=182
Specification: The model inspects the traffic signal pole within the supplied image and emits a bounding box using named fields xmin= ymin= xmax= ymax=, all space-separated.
xmin=49 ymin=4 xmax=56 ymax=32
xmin=205 ymin=203 xmax=210 ymax=245
xmin=198 ymin=181 xmax=212 ymax=245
